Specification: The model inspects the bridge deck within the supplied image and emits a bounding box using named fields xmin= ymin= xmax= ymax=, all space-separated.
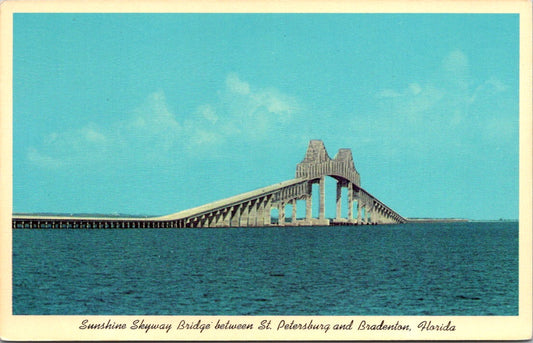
xmin=156 ymin=178 xmax=307 ymax=221
xmin=13 ymin=140 xmax=407 ymax=228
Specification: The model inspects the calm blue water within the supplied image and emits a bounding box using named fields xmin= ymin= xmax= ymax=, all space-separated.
xmin=12 ymin=222 xmax=518 ymax=315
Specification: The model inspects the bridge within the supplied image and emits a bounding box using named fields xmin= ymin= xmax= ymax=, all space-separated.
xmin=12 ymin=140 xmax=406 ymax=229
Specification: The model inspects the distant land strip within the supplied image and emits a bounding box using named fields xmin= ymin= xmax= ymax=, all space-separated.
xmin=406 ymin=218 xmax=470 ymax=223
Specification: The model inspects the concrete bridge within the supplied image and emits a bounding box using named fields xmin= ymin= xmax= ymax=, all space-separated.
xmin=12 ymin=140 xmax=406 ymax=229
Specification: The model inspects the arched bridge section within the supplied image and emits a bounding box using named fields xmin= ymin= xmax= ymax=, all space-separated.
xmin=12 ymin=140 xmax=406 ymax=229
xmin=296 ymin=140 xmax=361 ymax=187
xmin=154 ymin=140 xmax=406 ymax=228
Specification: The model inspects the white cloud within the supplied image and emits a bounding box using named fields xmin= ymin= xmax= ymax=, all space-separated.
xmin=252 ymin=88 xmax=298 ymax=117
xmin=226 ymin=73 xmax=251 ymax=95
xmin=440 ymin=50 xmax=470 ymax=94
xmin=375 ymin=82 xmax=444 ymax=121
xmin=442 ymin=49 xmax=469 ymax=75
xmin=373 ymin=49 xmax=507 ymax=125
xmin=28 ymin=122 xmax=112 ymax=169
xmin=123 ymin=90 xmax=182 ymax=152
xmin=27 ymin=147 xmax=64 ymax=169
xmin=129 ymin=91 xmax=180 ymax=133
xmin=28 ymin=74 xmax=303 ymax=168
xmin=469 ymin=77 xmax=509 ymax=104
xmin=207 ymin=73 xmax=301 ymax=141
xmin=485 ymin=77 xmax=508 ymax=93
xmin=197 ymin=104 xmax=218 ymax=124
xmin=376 ymin=89 xmax=402 ymax=98
xmin=223 ymin=73 xmax=299 ymax=121
xmin=28 ymin=91 xmax=182 ymax=167
xmin=408 ymin=83 xmax=422 ymax=95
xmin=187 ymin=129 xmax=223 ymax=148
xmin=82 ymin=126 xmax=107 ymax=144
xmin=364 ymin=49 xmax=515 ymax=154
xmin=44 ymin=132 xmax=59 ymax=145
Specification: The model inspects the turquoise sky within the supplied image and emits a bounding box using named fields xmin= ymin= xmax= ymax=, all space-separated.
xmin=13 ymin=13 xmax=519 ymax=220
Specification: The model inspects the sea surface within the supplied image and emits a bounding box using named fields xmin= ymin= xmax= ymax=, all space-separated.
xmin=12 ymin=222 xmax=518 ymax=315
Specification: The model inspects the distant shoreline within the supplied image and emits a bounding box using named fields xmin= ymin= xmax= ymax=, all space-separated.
xmin=407 ymin=218 xmax=518 ymax=223
xmin=407 ymin=218 xmax=470 ymax=223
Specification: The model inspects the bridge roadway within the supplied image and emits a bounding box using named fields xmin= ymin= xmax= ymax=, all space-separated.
xmin=12 ymin=140 xmax=407 ymax=229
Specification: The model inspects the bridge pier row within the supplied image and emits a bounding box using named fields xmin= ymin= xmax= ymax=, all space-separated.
xmin=14 ymin=140 xmax=408 ymax=229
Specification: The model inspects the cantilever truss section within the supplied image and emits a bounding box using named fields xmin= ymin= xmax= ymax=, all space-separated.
xmin=12 ymin=140 xmax=406 ymax=229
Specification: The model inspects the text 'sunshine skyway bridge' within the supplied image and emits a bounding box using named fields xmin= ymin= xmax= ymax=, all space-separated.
xmin=12 ymin=140 xmax=406 ymax=229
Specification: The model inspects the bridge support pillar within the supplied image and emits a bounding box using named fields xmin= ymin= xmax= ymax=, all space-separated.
xmin=263 ymin=197 xmax=272 ymax=226
xmin=222 ymin=208 xmax=231 ymax=227
xmin=278 ymin=202 xmax=285 ymax=226
xmin=230 ymin=205 xmax=239 ymax=227
xmin=218 ymin=209 xmax=228 ymax=227
xmin=336 ymin=182 xmax=342 ymax=220
xmin=347 ymin=183 xmax=353 ymax=222
xmin=248 ymin=200 xmax=257 ymax=227
xmin=319 ymin=176 xmax=325 ymax=220
xmin=357 ymin=202 xmax=362 ymax=224
xmin=255 ymin=199 xmax=264 ymax=226
xmin=205 ymin=215 xmax=213 ymax=228
xmin=306 ymin=193 xmax=312 ymax=222
xmin=239 ymin=203 xmax=249 ymax=227
xmin=291 ymin=199 xmax=297 ymax=225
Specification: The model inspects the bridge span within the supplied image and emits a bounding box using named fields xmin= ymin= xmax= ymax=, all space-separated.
xmin=12 ymin=140 xmax=406 ymax=229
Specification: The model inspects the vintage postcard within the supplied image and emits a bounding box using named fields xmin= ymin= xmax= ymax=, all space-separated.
xmin=0 ymin=0 xmax=531 ymax=341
